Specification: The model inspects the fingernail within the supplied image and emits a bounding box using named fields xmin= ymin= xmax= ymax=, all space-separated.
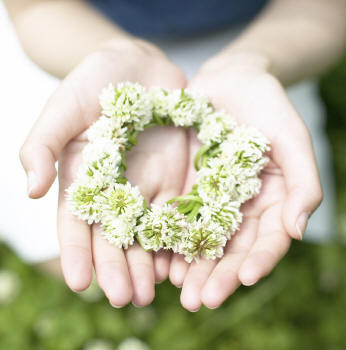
xmin=242 ymin=279 xmax=256 ymax=287
xmin=296 ymin=212 xmax=309 ymax=240
xmin=207 ymin=305 xmax=219 ymax=310
xmin=110 ymin=302 xmax=123 ymax=309
xmin=132 ymin=302 xmax=143 ymax=308
xmin=27 ymin=170 xmax=37 ymax=196
xmin=190 ymin=308 xmax=200 ymax=313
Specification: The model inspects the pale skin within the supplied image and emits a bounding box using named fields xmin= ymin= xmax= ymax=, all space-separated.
xmin=4 ymin=0 xmax=346 ymax=310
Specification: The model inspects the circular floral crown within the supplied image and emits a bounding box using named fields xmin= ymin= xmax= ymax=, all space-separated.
xmin=67 ymin=82 xmax=270 ymax=262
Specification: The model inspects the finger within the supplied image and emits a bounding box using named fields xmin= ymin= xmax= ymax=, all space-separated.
xmin=57 ymin=138 xmax=94 ymax=291
xmin=125 ymin=242 xmax=155 ymax=307
xmin=151 ymin=188 xmax=184 ymax=283
xmin=169 ymin=254 xmax=190 ymax=287
xmin=92 ymin=224 xmax=133 ymax=307
xmin=153 ymin=251 xmax=171 ymax=283
xmin=58 ymin=193 xmax=93 ymax=292
xmin=180 ymin=259 xmax=217 ymax=312
xmin=20 ymin=79 xmax=93 ymax=199
xmin=201 ymin=217 xmax=258 ymax=309
xmin=273 ymin=115 xmax=323 ymax=240
xmin=238 ymin=202 xmax=291 ymax=286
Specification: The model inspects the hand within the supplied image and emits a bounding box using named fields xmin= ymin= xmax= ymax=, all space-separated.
xmin=20 ymin=39 xmax=187 ymax=307
xmin=168 ymin=54 xmax=323 ymax=311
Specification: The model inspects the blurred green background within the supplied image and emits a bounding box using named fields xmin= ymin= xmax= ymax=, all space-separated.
xmin=1 ymin=55 xmax=346 ymax=350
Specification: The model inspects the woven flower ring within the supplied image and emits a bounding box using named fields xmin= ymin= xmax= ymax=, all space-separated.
xmin=67 ymin=82 xmax=270 ymax=262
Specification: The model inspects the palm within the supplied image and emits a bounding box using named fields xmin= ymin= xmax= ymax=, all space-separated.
xmin=56 ymin=47 xmax=188 ymax=306
xmin=172 ymin=65 xmax=318 ymax=311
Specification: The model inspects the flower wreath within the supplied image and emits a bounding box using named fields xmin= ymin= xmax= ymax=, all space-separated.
xmin=67 ymin=82 xmax=270 ymax=262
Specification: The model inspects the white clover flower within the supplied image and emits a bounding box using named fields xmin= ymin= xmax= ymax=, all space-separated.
xmin=99 ymin=82 xmax=152 ymax=130
xmin=197 ymin=110 xmax=236 ymax=145
xmin=149 ymin=87 xmax=172 ymax=119
xmin=82 ymin=138 xmax=122 ymax=180
xmin=221 ymin=126 xmax=270 ymax=162
xmin=180 ymin=219 xmax=227 ymax=263
xmin=235 ymin=177 xmax=262 ymax=203
xmin=66 ymin=180 xmax=105 ymax=224
xmin=169 ymin=88 xmax=213 ymax=127
xmin=87 ymin=115 xmax=128 ymax=148
xmin=101 ymin=216 xmax=136 ymax=249
xmin=136 ymin=204 xmax=188 ymax=252
xmin=100 ymin=182 xmax=144 ymax=222
xmin=196 ymin=158 xmax=237 ymax=203
xmin=199 ymin=201 xmax=242 ymax=237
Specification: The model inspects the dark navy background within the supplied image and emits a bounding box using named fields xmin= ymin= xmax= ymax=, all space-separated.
xmin=89 ymin=0 xmax=268 ymax=36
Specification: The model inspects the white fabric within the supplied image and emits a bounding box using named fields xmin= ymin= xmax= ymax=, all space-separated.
xmin=0 ymin=1 xmax=335 ymax=263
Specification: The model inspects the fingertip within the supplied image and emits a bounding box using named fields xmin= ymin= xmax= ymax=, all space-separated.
xmin=21 ymin=144 xmax=58 ymax=198
xmin=201 ymin=281 xmax=224 ymax=309
xmin=238 ymin=260 xmax=259 ymax=287
xmin=61 ymin=248 xmax=93 ymax=293
xmin=64 ymin=267 xmax=92 ymax=293
xmin=132 ymin=285 xmax=155 ymax=307
xmin=180 ymin=289 xmax=202 ymax=312
xmin=169 ymin=255 xmax=189 ymax=287
xmin=98 ymin=268 xmax=133 ymax=307
xmin=153 ymin=251 xmax=171 ymax=283
xmin=106 ymin=288 xmax=133 ymax=308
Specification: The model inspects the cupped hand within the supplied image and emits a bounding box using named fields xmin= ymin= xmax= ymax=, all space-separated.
xmin=19 ymin=39 xmax=188 ymax=307
xmin=169 ymin=55 xmax=323 ymax=311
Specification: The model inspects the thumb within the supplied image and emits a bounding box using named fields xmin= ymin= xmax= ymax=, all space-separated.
xmin=275 ymin=121 xmax=323 ymax=240
xmin=20 ymin=80 xmax=90 ymax=198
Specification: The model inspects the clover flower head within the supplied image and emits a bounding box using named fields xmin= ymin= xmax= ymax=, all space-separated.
xmin=221 ymin=126 xmax=270 ymax=161
xmin=87 ymin=116 xmax=128 ymax=148
xmin=169 ymin=88 xmax=213 ymax=127
xmin=219 ymin=127 xmax=270 ymax=178
xmin=198 ymin=110 xmax=236 ymax=145
xmin=136 ymin=204 xmax=188 ymax=252
xmin=196 ymin=159 xmax=237 ymax=203
xmin=82 ymin=138 xmax=122 ymax=180
xmin=66 ymin=181 xmax=105 ymax=224
xmin=101 ymin=216 xmax=136 ymax=249
xmin=180 ymin=219 xmax=227 ymax=262
xmin=199 ymin=201 xmax=242 ymax=237
xmin=149 ymin=87 xmax=172 ymax=119
xmin=100 ymin=182 xmax=144 ymax=222
xmin=99 ymin=82 xmax=152 ymax=130
xmin=235 ymin=177 xmax=262 ymax=203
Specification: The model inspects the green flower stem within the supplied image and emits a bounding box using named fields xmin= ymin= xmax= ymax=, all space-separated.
xmin=127 ymin=133 xmax=138 ymax=145
xmin=153 ymin=112 xmax=164 ymax=126
xmin=187 ymin=203 xmax=202 ymax=222
xmin=177 ymin=200 xmax=195 ymax=214
xmin=135 ymin=234 xmax=153 ymax=252
xmin=121 ymin=155 xmax=127 ymax=171
xmin=167 ymin=195 xmax=203 ymax=205
xmin=116 ymin=176 xmax=128 ymax=184
xmin=194 ymin=144 xmax=212 ymax=170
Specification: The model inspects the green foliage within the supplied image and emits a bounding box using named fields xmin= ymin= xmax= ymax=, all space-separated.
xmin=1 ymin=240 xmax=346 ymax=350
xmin=320 ymin=53 xmax=346 ymax=241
